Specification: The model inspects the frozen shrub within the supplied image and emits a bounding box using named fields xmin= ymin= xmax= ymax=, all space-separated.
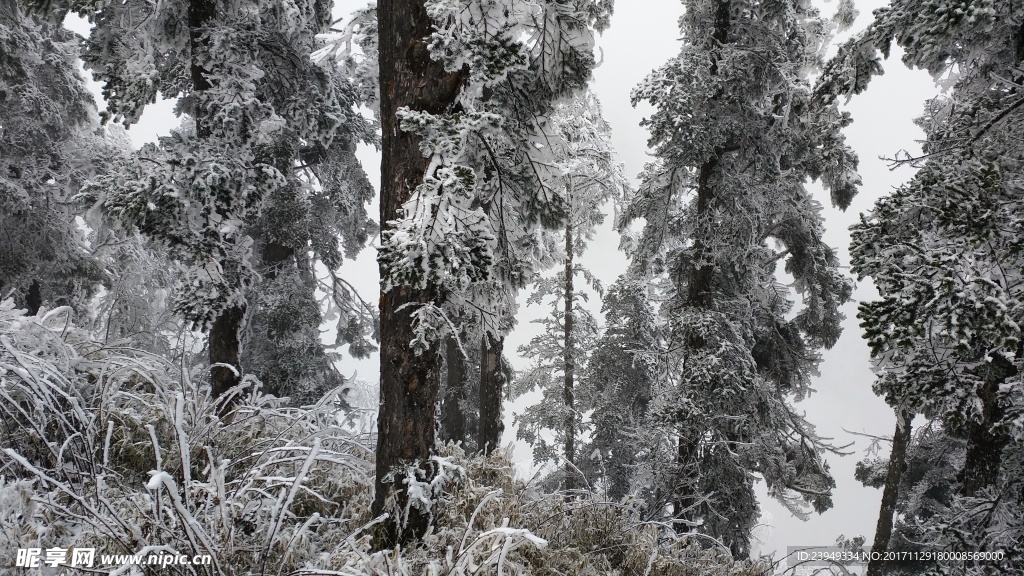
xmin=0 ymin=300 xmax=775 ymax=575
xmin=0 ymin=299 xmax=373 ymax=575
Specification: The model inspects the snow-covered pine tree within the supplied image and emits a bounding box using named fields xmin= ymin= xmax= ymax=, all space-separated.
xmin=58 ymin=0 xmax=377 ymax=408
xmin=580 ymin=273 xmax=661 ymax=501
xmin=356 ymin=0 xmax=611 ymax=543
xmin=513 ymin=92 xmax=626 ymax=491
xmin=0 ymin=6 xmax=178 ymax=355
xmin=626 ymin=0 xmax=860 ymax=558
xmin=836 ymin=1 xmax=1024 ymax=570
xmin=0 ymin=0 xmax=110 ymax=314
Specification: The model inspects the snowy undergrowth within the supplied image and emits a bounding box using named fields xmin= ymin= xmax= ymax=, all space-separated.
xmin=0 ymin=300 xmax=772 ymax=575
xmin=0 ymin=299 xmax=374 ymax=575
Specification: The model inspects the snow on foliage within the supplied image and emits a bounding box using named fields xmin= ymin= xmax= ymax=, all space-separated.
xmin=0 ymin=298 xmax=374 ymax=574
xmin=621 ymin=0 xmax=861 ymax=558
xmin=0 ymin=301 xmax=781 ymax=575
xmin=319 ymin=0 xmax=614 ymax=349
xmin=0 ymin=5 xmax=114 ymax=315
xmin=842 ymin=0 xmax=1024 ymax=571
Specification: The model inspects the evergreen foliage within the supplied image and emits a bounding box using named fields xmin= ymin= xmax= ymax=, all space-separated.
xmin=6 ymin=0 xmax=1024 ymax=568
xmin=625 ymin=0 xmax=860 ymax=558
xmin=65 ymin=0 xmax=377 ymax=405
xmin=347 ymin=0 xmax=616 ymax=347
xmin=513 ymin=270 xmax=601 ymax=469
xmin=512 ymin=93 xmax=626 ymax=489
xmin=840 ymin=0 xmax=1024 ymax=571
xmin=0 ymin=1 xmax=110 ymax=314
xmin=582 ymin=275 xmax=661 ymax=501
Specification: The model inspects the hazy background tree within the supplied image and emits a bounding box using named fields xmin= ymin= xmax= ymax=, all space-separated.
xmin=63 ymin=0 xmax=376 ymax=411
xmin=0 ymin=0 xmax=111 ymax=315
xmin=513 ymin=92 xmax=626 ymax=491
xmin=580 ymin=273 xmax=661 ymax=501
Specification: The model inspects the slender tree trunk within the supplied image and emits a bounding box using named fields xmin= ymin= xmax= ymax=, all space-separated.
xmin=865 ymin=409 xmax=913 ymax=576
xmin=562 ymin=223 xmax=576 ymax=492
xmin=188 ymin=0 xmax=245 ymax=410
xmin=373 ymin=0 xmax=465 ymax=545
xmin=959 ymin=355 xmax=1013 ymax=497
xmin=187 ymin=0 xmax=215 ymax=113
xmin=441 ymin=333 xmax=468 ymax=446
xmin=478 ymin=333 xmax=506 ymax=454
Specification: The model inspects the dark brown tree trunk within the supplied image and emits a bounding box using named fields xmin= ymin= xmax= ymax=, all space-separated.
xmin=440 ymin=334 xmax=468 ymax=446
xmin=562 ymin=223 xmax=576 ymax=492
xmin=865 ymin=409 xmax=913 ymax=576
xmin=478 ymin=333 xmax=505 ymax=454
xmin=209 ymin=305 xmax=244 ymax=403
xmin=373 ymin=0 xmax=465 ymax=546
xmin=187 ymin=0 xmax=215 ymax=135
xmin=959 ymin=355 xmax=1013 ymax=497
xmin=25 ymin=280 xmax=42 ymax=316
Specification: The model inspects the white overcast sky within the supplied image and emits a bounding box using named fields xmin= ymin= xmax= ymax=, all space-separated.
xmin=67 ymin=0 xmax=939 ymax=565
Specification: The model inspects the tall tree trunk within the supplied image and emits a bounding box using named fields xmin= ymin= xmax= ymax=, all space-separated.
xmin=562 ymin=223 xmax=576 ymax=492
xmin=865 ymin=409 xmax=913 ymax=576
xmin=674 ymin=0 xmax=731 ymax=533
xmin=441 ymin=333 xmax=468 ymax=446
xmin=187 ymin=0 xmax=215 ymax=133
xmin=478 ymin=333 xmax=505 ymax=454
xmin=672 ymin=111 xmax=722 ymax=536
xmin=188 ymin=0 xmax=245 ymax=410
xmin=959 ymin=355 xmax=1013 ymax=497
xmin=373 ymin=0 xmax=465 ymax=545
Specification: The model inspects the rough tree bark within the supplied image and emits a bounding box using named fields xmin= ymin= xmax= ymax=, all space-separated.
xmin=440 ymin=334 xmax=468 ymax=445
xmin=562 ymin=222 xmax=576 ymax=492
xmin=959 ymin=355 xmax=1013 ymax=497
xmin=478 ymin=333 xmax=506 ymax=454
xmin=865 ymin=409 xmax=913 ymax=576
xmin=373 ymin=0 xmax=466 ymax=545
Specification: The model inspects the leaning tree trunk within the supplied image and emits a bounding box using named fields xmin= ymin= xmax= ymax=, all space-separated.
xmin=478 ymin=333 xmax=506 ymax=454
xmin=562 ymin=222 xmax=576 ymax=493
xmin=865 ymin=409 xmax=913 ymax=576
xmin=373 ymin=0 xmax=466 ymax=546
xmin=188 ymin=0 xmax=245 ymax=410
